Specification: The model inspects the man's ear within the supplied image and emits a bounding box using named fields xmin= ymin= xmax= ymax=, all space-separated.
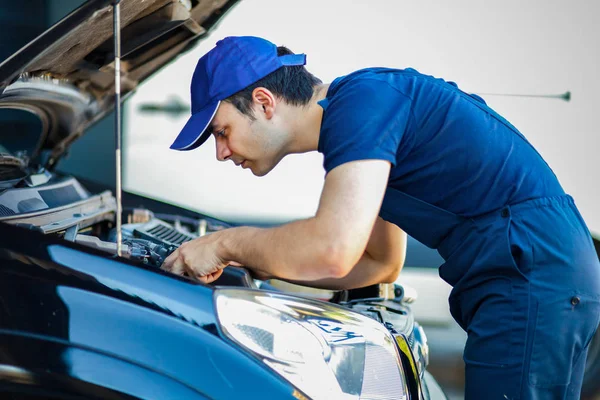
xmin=251 ymin=87 xmax=276 ymax=119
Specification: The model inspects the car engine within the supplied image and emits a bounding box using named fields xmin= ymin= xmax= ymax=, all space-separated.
xmin=0 ymin=156 xmax=226 ymax=269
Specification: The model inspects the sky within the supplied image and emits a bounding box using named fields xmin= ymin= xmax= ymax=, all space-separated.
xmin=124 ymin=0 xmax=600 ymax=231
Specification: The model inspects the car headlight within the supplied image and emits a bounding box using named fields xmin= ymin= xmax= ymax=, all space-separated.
xmin=412 ymin=322 xmax=429 ymax=378
xmin=215 ymin=289 xmax=409 ymax=400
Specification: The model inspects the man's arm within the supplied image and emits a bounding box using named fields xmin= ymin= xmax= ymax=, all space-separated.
xmin=162 ymin=159 xmax=392 ymax=282
xmin=266 ymin=217 xmax=407 ymax=290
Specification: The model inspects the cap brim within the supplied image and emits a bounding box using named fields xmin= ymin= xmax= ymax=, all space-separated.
xmin=169 ymin=100 xmax=220 ymax=151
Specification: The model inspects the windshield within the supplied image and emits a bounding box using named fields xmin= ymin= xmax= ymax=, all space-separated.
xmin=0 ymin=108 xmax=42 ymax=188
xmin=0 ymin=107 xmax=43 ymax=158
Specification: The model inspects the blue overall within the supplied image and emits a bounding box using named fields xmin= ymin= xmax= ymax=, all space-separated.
xmin=318 ymin=68 xmax=600 ymax=399
xmin=381 ymin=189 xmax=600 ymax=399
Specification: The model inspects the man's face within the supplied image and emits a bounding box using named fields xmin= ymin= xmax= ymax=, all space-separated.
xmin=208 ymin=100 xmax=287 ymax=177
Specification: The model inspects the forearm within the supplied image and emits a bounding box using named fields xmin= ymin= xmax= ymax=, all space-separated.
xmin=282 ymin=251 xmax=403 ymax=290
xmin=218 ymin=218 xmax=346 ymax=281
xmin=289 ymin=221 xmax=407 ymax=290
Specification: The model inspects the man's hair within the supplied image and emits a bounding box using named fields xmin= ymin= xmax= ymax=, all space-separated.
xmin=225 ymin=46 xmax=322 ymax=120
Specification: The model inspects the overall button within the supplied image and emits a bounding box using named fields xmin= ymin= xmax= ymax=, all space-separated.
xmin=571 ymin=296 xmax=581 ymax=306
xmin=501 ymin=208 xmax=510 ymax=218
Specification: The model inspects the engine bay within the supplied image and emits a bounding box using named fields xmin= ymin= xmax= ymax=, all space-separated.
xmin=73 ymin=212 xmax=209 ymax=268
xmin=0 ymin=160 xmax=228 ymax=269
xmin=0 ymin=157 xmax=413 ymax=307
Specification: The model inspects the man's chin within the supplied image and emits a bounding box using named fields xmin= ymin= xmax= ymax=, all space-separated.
xmin=249 ymin=156 xmax=285 ymax=177
xmin=252 ymin=168 xmax=269 ymax=177
xmin=250 ymin=163 xmax=275 ymax=177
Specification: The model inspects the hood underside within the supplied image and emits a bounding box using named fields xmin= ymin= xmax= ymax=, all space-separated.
xmin=0 ymin=0 xmax=238 ymax=166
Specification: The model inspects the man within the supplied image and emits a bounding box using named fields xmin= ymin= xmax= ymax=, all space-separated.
xmin=163 ymin=36 xmax=600 ymax=399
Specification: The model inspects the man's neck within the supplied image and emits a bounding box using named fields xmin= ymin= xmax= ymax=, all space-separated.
xmin=287 ymin=83 xmax=330 ymax=154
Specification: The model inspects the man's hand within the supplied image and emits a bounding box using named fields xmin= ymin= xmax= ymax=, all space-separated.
xmin=161 ymin=232 xmax=240 ymax=284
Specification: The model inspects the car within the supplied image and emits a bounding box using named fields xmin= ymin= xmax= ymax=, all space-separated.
xmin=0 ymin=1 xmax=447 ymax=399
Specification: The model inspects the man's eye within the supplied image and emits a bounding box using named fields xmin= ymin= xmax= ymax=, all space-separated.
xmin=216 ymin=129 xmax=226 ymax=138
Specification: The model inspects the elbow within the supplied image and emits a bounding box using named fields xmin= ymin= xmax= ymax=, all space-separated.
xmin=328 ymin=263 xmax=352 ymax=279
xmin=381 ymin=261 xmax=403 ymax=283
xmin=319 ymin=243 xmax=358 ymax=279
xmin=382 ymin=242 xmax=406 ymax=283
xmin=382 ymin=245 xmax=406 ymax=283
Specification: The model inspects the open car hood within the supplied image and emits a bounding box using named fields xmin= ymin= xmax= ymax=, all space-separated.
xmin=0 ymin=0 xmax=238 ymax=166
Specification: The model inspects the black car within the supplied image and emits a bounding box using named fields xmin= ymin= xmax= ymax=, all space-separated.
xmin=0 ymin=1 xmax=446 ymax=399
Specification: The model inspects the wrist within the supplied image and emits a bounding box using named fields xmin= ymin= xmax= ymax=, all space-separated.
xmin=214 ymin=228 xmax=234 ymax=261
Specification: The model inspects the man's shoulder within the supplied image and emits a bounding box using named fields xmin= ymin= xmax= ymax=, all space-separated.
xmin=327 ymin=67 xmax=430 ymax=99
xmin=331 ymin=67 xmax=405 ymax=88
xmin=317 ymin=69 xmax=415 ymax=171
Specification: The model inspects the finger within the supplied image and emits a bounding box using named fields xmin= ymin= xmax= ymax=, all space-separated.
xmin=228 ymin=261 xmax=243 ymax=267
xmin=198 ymin=269 xmax=223 ymax=284
xmin=196 ymin=273 xmax=217 ymax=284
xmin=161 ymin=249 xmax=179 ymax=270
xmin=170 ymin=255 xmax=186 ymax=276
xmin=211 ymin=269 xmax=224 ymax=281
xmin=182 ymin=258 xmax=199 ymax=278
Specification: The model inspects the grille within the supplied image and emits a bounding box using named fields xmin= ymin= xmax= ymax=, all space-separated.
xmin=133 ymin=219 xmax=196 ymax=246
xmin=0 ymin=204 xmax=15 ymax=217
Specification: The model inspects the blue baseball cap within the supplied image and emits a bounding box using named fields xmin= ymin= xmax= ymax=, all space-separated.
xmin=170 ymin=36 xmax=307 ymax=151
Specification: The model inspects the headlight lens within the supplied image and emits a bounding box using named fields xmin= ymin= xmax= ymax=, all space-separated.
xmin=412 ymin=322 xmax=429 ymax=379
xmin=215 ymin=289 xmax=408 ymax=400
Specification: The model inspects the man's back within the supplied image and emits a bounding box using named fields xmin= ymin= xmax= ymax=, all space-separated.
xmin=320 ymin=67 xmax=565 ymax=218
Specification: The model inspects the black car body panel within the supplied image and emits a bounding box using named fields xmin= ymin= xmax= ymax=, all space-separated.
xmin=0 ymin=222 xmax=301 ymax=399
xmin=0 ymin=333 xmax=209 ymax=399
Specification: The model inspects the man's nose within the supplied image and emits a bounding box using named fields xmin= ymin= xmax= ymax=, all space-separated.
xmin=215 ymin=138 xmax=232 ymax=162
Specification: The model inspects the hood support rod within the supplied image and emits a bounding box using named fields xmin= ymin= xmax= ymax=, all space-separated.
xmin=113 ymin=0 xmax=123 ymax=257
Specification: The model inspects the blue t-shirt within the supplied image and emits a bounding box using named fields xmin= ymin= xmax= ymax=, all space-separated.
xmin=317 ymin=68 xmax=565 ymax=220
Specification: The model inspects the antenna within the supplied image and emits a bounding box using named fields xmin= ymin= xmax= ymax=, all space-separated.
xmin=477 ymin=91 xmax=571 ymax=102
xmin=113 ymin=0 xmax=123 ymax=257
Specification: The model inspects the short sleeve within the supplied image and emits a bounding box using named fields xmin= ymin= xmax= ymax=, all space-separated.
xmin=318 ymin=78 xmax=412 ymax=174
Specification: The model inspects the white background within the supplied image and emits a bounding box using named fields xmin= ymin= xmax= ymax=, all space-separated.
xmin=124 ymin=0 xmax=600 ymax=232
